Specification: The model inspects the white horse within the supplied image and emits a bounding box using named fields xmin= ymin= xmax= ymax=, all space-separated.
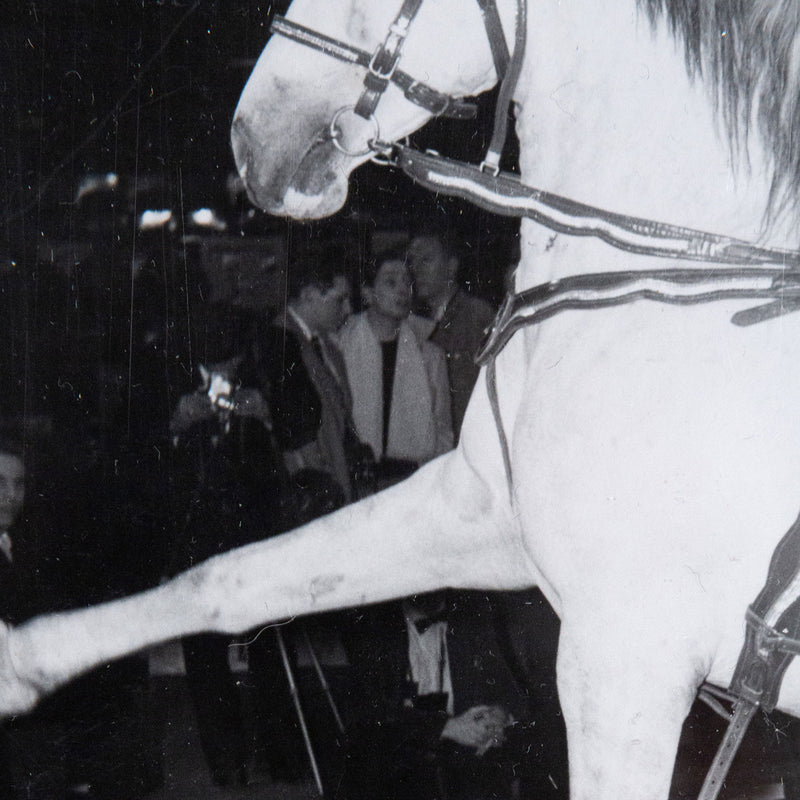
xmin=4 ymin=2 xmax=800 ymax=799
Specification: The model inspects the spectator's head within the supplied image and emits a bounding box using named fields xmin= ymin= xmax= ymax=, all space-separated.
xmin=405 ymin=590 xmax=448 ymax=619
xmin=287 ymin=246 xmax=352 ymax=334
xmin=362 ymin=244 xmax=413 ymax=324
xmin=0 ymin=434 xmax=25 ymax=530
xmin=407 ymin=232 xmax=461 ymax=308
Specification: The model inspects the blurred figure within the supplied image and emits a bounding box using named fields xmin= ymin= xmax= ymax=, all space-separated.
xmin=336 ymin=245 xmax=452 ymax=488
xmin=0 ymin=432 xmax=120 ymax=799
xmin=254 ymin=246 xmax=359 ymax=506
xmin=0 ymin=432 xmax=46 ymax=799
xmin=407 ymin=232 xmax=496 ymax=441
xmin=249 ymin=247 xmax=362 ymax=786
xmin=338 ymin=591 xmax=533 ymax=800
xmin=168 ymin=318 xmax=283 ymax=788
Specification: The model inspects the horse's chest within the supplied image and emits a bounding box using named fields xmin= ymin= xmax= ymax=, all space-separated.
xmin=501 ymin=301 xmax=800 ymax=599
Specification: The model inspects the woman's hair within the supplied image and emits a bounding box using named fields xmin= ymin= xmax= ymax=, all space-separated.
xmin=287 ymin=242 xmax=348 ymax=300
xmin=361 ymin=243 xmax=410 ymax=288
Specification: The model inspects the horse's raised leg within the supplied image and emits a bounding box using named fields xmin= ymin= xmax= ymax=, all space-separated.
xmin=0 ymin=432 xmax=530 ymax=716
xmin=557 ymin=608 xmax=702 ymax=800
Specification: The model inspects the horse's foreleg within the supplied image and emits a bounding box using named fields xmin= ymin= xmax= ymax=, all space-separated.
xmin=3 ymin=446 xmax=529 ymax=714
xmin=557 ymin=610 xmax=702 ymax=800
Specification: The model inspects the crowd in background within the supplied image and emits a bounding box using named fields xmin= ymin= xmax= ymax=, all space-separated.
xmin=0 ymin=217 xmax=569 ymax=800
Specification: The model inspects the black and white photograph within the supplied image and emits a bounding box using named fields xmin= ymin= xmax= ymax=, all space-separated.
xmin=3 ymin=2 xmax=800 ymax=799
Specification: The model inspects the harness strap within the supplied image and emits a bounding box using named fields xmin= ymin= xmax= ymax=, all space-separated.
xmin=698 ymin=510 xmax=800 ymax=800
xmin=388 ymin=144 xmax=800 ymax=268
xmin=476 ymin=268 xmax=800 ymax=493
xmin=481 ymin=0 xmax=526 ymax=173
xmin=697 ymin=700 xmax=760 ymax=800
xmin=475 ymin=0 xmax=511 ymax=80
xmin=354 ymin=0 xmax=425 ymax=119
xmin=730 ymin=511 xmax=800 ymax=711
xmin=270 ymin=16 xmax=477 ymax=119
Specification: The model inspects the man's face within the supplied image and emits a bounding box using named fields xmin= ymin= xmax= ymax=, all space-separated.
xmin=305 ymin=275 xmax=352 ymax=334
xmin=0 ymin=453 xmax=25 ymax=530
xmin=408 ymin=591 xmax=447 ymax=618
xmin=407 ymin=236 xmax=452 ymax=303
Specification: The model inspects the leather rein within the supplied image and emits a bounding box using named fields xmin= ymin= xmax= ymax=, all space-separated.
xmin=269 ymin=5 xmax=800 ymax=798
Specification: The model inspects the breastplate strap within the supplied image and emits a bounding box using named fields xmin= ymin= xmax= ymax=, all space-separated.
xmin=699 ymin=510 xmax=800 ymax=800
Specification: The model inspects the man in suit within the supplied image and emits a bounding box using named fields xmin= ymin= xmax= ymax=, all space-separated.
xmin=254 ymin=247 xmax=357 ymax=506
xmin=247 ymin=247 xmax=361 ymax=785
xmin=0 ymin=434 xmax=39 ymax=798
xmin=407 ymin=233 xmax=496 ymax=441
xmin=0 ymin=434 xmax=83 ymax=798
xmin=338 ymin=591 xmax=536 ymax=800
xmin=0 ymin=435 xmax=30 ymax=623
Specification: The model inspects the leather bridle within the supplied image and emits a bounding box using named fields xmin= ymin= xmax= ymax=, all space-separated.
xmin=270 ymin=0 xmax=513 ymax=156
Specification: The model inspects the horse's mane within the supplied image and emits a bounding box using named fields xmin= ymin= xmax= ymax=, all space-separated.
xmin=641 ymin=0 xmax=800 ymax=219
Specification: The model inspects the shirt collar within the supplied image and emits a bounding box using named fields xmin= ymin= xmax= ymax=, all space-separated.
xmin=0 ymin=531 xmax=13 ymax=563
xmin=287 ymin=305 xmax=315 ymax=341
xmin=432 ymin=288 xmax=458 ymax=323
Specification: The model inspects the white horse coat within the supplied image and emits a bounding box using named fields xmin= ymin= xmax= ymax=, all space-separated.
xmin=3 ymin=3 xmax=800 ymax=800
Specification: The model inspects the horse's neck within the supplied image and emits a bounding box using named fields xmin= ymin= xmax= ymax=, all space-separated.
xmin=511 ymin=1 xmax=798 ymax=288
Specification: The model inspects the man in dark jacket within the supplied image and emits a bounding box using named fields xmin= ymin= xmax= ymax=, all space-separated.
xmin=253 ymin=248 xmax=357 ymax=506
xmin=407 ymin=233 xmax=496 ymax=441
xmin=0 ymin=433 xmax=85 ymax=798
xmin=246 ymin=248 xmax=365 ymax=787
xmin=338 ymin=591 xmax=535 ymax=800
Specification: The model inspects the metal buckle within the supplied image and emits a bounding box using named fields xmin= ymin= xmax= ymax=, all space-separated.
xmin=369 ymin=138 xmax=403 ymax=166
xmin=480 ymin=152 xmax=502 ymax=176
xmin=329 ymin=106 xmax=381 ymax=158
xmin=404 ymin=80 xmax=452 ymax=116
xmin=367 ymin=45 xmax=401 ymax=82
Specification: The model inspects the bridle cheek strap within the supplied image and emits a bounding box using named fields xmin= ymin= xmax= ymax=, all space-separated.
xmin=354 ymin=0 xmax=425 ymax=119
xmin=352 ymin=0 xmax=512 ymax=120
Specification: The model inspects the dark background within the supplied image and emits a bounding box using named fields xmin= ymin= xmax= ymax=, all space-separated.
xmin=2 ymin=0 xmax=518 ymax=264
xmin=0 ymin=0 xmax=519 ymax=424
xmin=0 ymin=11 xmax=523 ymax=796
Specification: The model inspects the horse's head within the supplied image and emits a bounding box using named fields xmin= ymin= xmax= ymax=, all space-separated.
xmin=231 ymin=0 xmax=505 ymax=219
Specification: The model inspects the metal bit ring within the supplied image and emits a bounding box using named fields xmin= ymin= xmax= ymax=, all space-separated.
xmin=329 ymin=106 xmax=381 ymax=157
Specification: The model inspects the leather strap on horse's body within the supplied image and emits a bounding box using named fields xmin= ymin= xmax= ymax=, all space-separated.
xmin=474 ymin=267 xmax=800 ymax=494
xmin=696 ymin=510 xmax=800 ymax=800
xmin=387 ymin=144 xmax=800 ymax=269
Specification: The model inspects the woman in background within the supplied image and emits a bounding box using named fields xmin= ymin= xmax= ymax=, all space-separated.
xmin=336 ymin=245 xmax=452 ymax=487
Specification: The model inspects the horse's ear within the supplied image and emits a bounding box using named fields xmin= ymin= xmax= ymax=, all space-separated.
xmin=199 ymin=364 xmax=210 ymax=387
